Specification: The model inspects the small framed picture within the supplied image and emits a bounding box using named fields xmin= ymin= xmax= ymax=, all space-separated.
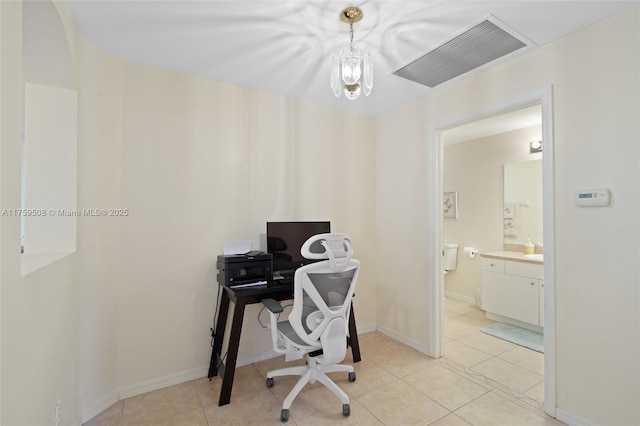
xmin=443 ymin=192 xmax=458 ymax=219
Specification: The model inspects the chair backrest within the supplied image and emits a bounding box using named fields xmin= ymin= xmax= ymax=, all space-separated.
xmin=289 ymin=234 xmax=359 ymax=363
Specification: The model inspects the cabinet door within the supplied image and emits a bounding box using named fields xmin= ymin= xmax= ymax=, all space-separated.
xmin=482 ymin=271 xmax=539 ymax=325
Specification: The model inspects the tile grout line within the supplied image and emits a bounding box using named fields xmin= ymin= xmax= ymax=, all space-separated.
xmin=494 ymin=354 xmax=545 ymax=377
xmin=192 ymin=378 xmax=212 ymax=426
xmin=443 ymin=357 xmax=546 ymax=417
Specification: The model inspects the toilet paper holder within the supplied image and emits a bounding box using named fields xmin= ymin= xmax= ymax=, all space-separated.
xmin=463 ymin=247 xmax=480 ymax=258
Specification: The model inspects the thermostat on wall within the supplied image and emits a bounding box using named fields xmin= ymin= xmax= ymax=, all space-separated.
xmin=575 ymin=189 xmax=611 ymax=207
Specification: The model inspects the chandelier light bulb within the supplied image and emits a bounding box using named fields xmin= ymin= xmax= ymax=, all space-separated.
xmin=342 ymin=53 xmax=362 ymax=86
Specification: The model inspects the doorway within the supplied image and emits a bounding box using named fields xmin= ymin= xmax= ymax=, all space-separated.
xmin=426 ymin=87 xmax=556 ymax=417
xmin=441 ymin=105 xmax=544 ymax=407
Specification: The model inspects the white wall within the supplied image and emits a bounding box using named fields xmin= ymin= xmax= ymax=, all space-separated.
xmin=443 ymin=125 xmax=541 ymax=300
xmin=376 ymin=7 xmax=639 ymax=425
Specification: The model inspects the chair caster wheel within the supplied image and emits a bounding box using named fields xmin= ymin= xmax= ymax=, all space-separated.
xmin=266 ymin=377 xmax=274 ymax=388
xmin=280 ymin=408 xmax=289 ymax=422
xmin=348 ymin=372 xmax=356 ymax=382
xmin=342 ymin=403 xmax=351 ymax=417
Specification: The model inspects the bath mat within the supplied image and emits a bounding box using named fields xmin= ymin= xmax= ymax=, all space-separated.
xmin=480 ymin=322 xmax=543 ymax=353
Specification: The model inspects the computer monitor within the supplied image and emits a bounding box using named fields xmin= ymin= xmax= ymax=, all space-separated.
xmin=266 ymin=221 xmax=330 ymax=276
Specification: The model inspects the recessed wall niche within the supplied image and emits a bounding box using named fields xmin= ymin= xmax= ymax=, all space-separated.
xmin=21 ymin=0 xmax=77 ymax=275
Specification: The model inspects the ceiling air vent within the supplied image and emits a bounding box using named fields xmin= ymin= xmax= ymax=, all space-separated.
xmin=393 ymin=16 xmax=530 ymax=88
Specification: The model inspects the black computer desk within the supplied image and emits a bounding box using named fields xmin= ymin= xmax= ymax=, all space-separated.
xmin=207 ymin=280 xmax=361 ymax=406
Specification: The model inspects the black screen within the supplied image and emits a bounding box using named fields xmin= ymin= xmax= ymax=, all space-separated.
xmin=267 ymin=221 xmax=330 ymax=275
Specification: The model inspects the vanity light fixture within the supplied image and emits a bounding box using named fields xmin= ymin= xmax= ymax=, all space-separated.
xmin=530 ymin=140 xmax=542 ymax=153
xmin=329 ymin=7 xmax=373 ymax=100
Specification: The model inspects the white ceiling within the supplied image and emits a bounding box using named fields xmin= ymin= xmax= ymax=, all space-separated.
xmin=68 ymin=1 xmax=636 ymax=117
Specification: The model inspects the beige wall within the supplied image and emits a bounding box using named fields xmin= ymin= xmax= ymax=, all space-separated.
xmin=75 ymin=39 xmax=123 ymax=416
xmin=377 ymin=8 xmax=639 ymax=425
xmin=1 ymin=3 xmax=4 ymax=421
xmin=443 ymin=125 xmax=541 ymax=300
xmin=2 ymin=2 xmax=638 ymax=425
xmin=1 ymin=1 xmax=82 ymax=425
xmin=116 ymin=61 xmax=377 ymax=389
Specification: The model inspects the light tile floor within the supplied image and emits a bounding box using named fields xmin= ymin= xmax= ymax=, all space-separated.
xmin=86 ymin=299 xmax=561 ymax=425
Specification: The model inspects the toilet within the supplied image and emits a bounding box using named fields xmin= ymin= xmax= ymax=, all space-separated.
xmin=443 ymin=243 xmax=459 ymax=274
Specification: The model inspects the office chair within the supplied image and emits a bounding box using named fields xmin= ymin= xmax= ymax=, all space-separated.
xmin=261 ymin=233 xmax=360 ymax=422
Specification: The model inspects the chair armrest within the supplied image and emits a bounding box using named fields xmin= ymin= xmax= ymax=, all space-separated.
xmin=261 ymin=298 xmax=284 ymax=314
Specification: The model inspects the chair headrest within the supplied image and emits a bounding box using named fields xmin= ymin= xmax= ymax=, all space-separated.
xmin=301 ymin=233 xmax=353 ymax=272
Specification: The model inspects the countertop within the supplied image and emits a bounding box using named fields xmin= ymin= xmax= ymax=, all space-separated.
xmin=480 ymin=251 xmax=543 ymax=265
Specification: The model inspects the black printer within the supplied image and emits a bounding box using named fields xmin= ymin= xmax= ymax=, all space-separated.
xmin=216 ymin=252 xmax=272 ymax=288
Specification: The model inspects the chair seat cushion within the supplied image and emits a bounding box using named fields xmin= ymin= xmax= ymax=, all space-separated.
xmin=277 ymin=321 xmax=321 ymax=350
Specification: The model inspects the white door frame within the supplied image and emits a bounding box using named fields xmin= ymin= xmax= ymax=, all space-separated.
xmin=426 ymin=86 xmax=556 ymax=417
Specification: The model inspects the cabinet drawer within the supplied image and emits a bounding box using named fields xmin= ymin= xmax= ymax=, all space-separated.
xmin=505 ymin=261 xmax=543 ymax=279
xmin=482 ymin=258 xmax=504 ymax=273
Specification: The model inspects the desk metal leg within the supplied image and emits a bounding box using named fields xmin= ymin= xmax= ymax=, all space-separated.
xmin=218 ymin=298 xmax=247 ymax=406
xmin=348 ymin=303 xmax=361 ymax=362
xmin=208 ymin=291 xmax=230 ymax=379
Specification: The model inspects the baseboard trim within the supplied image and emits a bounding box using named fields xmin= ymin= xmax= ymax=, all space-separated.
xmin=555 ymin=408 xmax=594 ymax=426
xmin=119 ymin=366 xmax=208 ymax=400
xmin=375 ymin=324 xmax=429 ymax=354
xmin=80 ymin=391 xmax=119 ymax=424
xmin=444 ymin=292 xmax=476 ymax=304
xmin=356 ymin=323 xmax=377 ymax=335
xmin=235 ymin=350 xmax=280 ymax=367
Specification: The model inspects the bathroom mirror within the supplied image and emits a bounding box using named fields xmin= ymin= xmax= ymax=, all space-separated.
xmin=503 ymin=159 xmax=542 ymax=245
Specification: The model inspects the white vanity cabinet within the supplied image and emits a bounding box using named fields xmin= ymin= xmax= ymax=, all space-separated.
xmin=481 ymin=256 xmax=544 ymax=328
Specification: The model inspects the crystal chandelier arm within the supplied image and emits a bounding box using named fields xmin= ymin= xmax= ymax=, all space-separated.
xmin=330 ymin=55 xmax=341 ymax=97
xmin=363 ymin=50 xmax=373 ymax=96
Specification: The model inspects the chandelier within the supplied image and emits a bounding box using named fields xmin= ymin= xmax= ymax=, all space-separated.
xmin=330 ymin=7 xmax=373 ymax=100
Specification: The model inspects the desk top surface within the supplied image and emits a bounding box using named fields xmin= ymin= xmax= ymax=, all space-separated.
xmin=222 ymin=280 xmax=293 ymax=301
